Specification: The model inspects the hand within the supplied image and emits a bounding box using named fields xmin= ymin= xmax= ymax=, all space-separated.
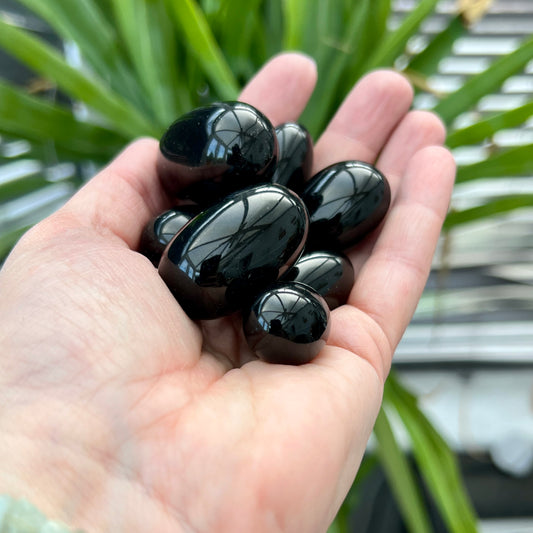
xmin=0 ymin=53 xmax=454 ymax=533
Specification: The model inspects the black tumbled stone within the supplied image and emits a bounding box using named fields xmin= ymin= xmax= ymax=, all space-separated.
xmin=139 ymin=205 xmax=202 ymax=266
xmin=271 ymin=122 xmax=313 ymax=192
xmin=301 ymin=161 xmax=390 ymax=251
xmin=160 ymin=101 xmax=278 ymax=205
xmin=244 ymin=282 xmax=330 ymax=365
xmin=283 ymin=250 xmax=354 ymax=310
xmin=158 ymin=184 xmax=309 ymax=320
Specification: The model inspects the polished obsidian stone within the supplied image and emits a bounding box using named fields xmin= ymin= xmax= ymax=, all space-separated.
xmin=301 ymin=161 xmax=391 ymax=251
xmin=271 ymin=122 xmax=313 ymax=192
xmin=139 ymin=205 xmax=202 ymax=266
xmin=283 ymin=250 xmax=354 ymax=310
xmin=158 ymin=184 xmax=309 ymax=319
xmin=244 ymin=282 xmax=330 ymax=365
xmin=159 ymin=101 xmax=278 ymax=205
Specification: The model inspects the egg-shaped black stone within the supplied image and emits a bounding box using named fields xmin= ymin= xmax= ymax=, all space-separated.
xmin=160 ymin=101 xmax=278 ymax=205
xmin=244 ymin=282 xmax=330 ymax=365
xmin=301 ymin=161 xmax=390 ymax=251
xmin=158 ymin=184 xmax=309 ymax=319
xmin=271 ymin=122 xmax=313 ymax=192
xmin=139 ymin=205 xmax=202 ymax=266
xmin=283 ymin=250 xmax=354 ymax=310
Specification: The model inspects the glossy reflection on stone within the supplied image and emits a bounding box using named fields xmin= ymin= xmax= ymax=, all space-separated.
xmin=271 ymin=122 xmax=313 ymax=192
xmin=139 ymin=205 xmax=202 ymax=266
xmin=160 ymin=101 xmax=278 ymax=205
xmin=244 ymin=282 xmax=330 ymax=365
xmin=158 ymin=184 xmax=309 ymax=320
xmin=301 ymin=161 xmax=391 ymax=251
xmin=283 ymin=250 xmax=354 ymax=310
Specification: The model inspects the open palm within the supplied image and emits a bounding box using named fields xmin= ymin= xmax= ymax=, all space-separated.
xmin=0 ymin=53 xmax=454 ymax=533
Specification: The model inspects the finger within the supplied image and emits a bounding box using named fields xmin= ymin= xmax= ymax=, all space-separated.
xmin=349 ymin=110 xmax=447 ymax=274
xmin=238 ymin=52 xmax=317 ymax=125
xmin=377 ymin=110 xmax=446 ymax=203
xmin=59 ymin=138 xmax=168 ymax=248
xmin=335 ymin=145 xmax=456 ymax=376
xmin=51 ymin=53 xmax=317 ymax=249
xmin=312 ymin=70 xmax=413 ymax=173
xmin=232 ymin=349 xmax=383 ymax=530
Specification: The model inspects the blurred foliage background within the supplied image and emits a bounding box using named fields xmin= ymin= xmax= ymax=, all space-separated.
xmin=1 ymin=0 xmax=532 ymax=531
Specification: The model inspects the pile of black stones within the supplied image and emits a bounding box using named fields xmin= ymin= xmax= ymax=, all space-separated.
xmin=139 ymin=101 xmax=390 ymax=365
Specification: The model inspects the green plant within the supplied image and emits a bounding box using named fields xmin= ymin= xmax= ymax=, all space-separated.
xmin=1 ymin=1 xmax=532 ymax=531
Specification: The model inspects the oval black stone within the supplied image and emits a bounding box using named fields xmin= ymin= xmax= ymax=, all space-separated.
xmin=244 ymin=282 xmax=330 ymax=365
xmin=301 ymin=161 xmax=391 ymax=251
xmin=160 ymin=101 xmax=278 ymax=205
xmin=271 ymin=122 xmax=313 ymax=192
xmin=158 ymin=184 xmax=309 ymax=319
xmin=283 ymin=250 xmax=354 ymax=310
xmin=139 ymin=205 xmax=202 ymax=266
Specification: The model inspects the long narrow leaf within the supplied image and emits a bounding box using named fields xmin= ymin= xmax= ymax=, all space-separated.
xmin=335 ymin=0 xmax=391 ymax=95
xmin=447 ymin=101 xmax=533 ymax=147
xmin=0 ymin=80 xmax=127 ymax=160
xmin=363 ymin=0 xmax=440 ymax=71
xmin=386 ymin=375 xmax=478 ymax=533
xmin=301 ymin=0 xmax=372 ymax=136
xmin=0 ymin=16 xmax=158 ymax=138
xmin=199 ymin=0 xmax=222 ymax=16
xmin=15 ymin=0 xmax=147 ymax=112
xmin=329 ymin=454 xmax=379 ymax=533
xmin=374 ymin=406 xmax=433 ymax=533
xmin=217 ymin=0 xmax=263 ymax=81
xmin=0 ymin=174 xmax=50 ymax=203
xmin=365 ymin=0 xmax=391 ymax=49
xmin=456 ymin=144 xmax=533 ymax=182
xmin=0 ymin=225 xmax=31 ymax=262
xmin=434 ymin=35 xmax=533 ymax=124
xmin=111 ymin=0 xmax=190 ymax=125
xmin=312 ymin=0 xmax=355 ymax=66
xmin=263 ymin=0 xmax=284 ymax=59
xmin=166 ymin=0 xmax=239 ymax=101
xmin=282 ymin=0 xmax=308 ymax=50
xmin=444 ymin=194 xmax=533 ymax=229
xmin=407 ymin=15 xmax=467 ymax=76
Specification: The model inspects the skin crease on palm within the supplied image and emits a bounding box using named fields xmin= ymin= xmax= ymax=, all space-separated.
xmin=0 ymin=53 xmax=455 ymax=533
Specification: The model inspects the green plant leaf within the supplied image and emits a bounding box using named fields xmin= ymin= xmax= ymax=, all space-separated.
xmin=374 ymin=406 xmax=432 ymax=533
xmin=434 ymin=34 xmax=533 ymax=124
xmin=0 ymin=80 xmax=127 ymax=160
xmin=332 ymin=0 xmax=391 ymax=101
xmin=407 ymin=15 xmax=466 ymax=77
xmin=282 ymin=0 xmax=307 ymax=50
xmin=0 ymin=224 xmax=31 ymax=262
xmin=199 ymin=0 xmax=221 ymax=16
xmin=15 ymin=0 xmax=148 ymax=113
xmin=456 ymin=143 xmax=533 ymax=182
xmin=444 ymin=194 xmax=533 ymax=229
xmin=0 ymin=15 xmax=158 ymax=138
xmin=301 ymin=0 xmax=373 ymax=136
xmin=166 ymin=0 xmax=239 ymax=101
xmin=216 ymin=0 xmax=263 ymax=82
xmin=0 ymin=173 xmax=50 ymax=203
xmin=363 ymin=0 xmax=440 ymax=71
xmin=369 ymin=0 xmax=392 ymax=39
xmin=353 ymin=0 xmax=391 ymax=68
xmin=262 ymin=0 xmax=284 ymax=59
xmin=386 ymin=374 xmax=478 ymax=533
xmin=447 ymin=101 xmax=533 ymax=147
xmin=312 ymin=0 xmax=355 ymax=66
xmin=110 ymin=0 xmax=191 ymax=125
xmin=329 ymin=454 xmax=378 ymax=533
